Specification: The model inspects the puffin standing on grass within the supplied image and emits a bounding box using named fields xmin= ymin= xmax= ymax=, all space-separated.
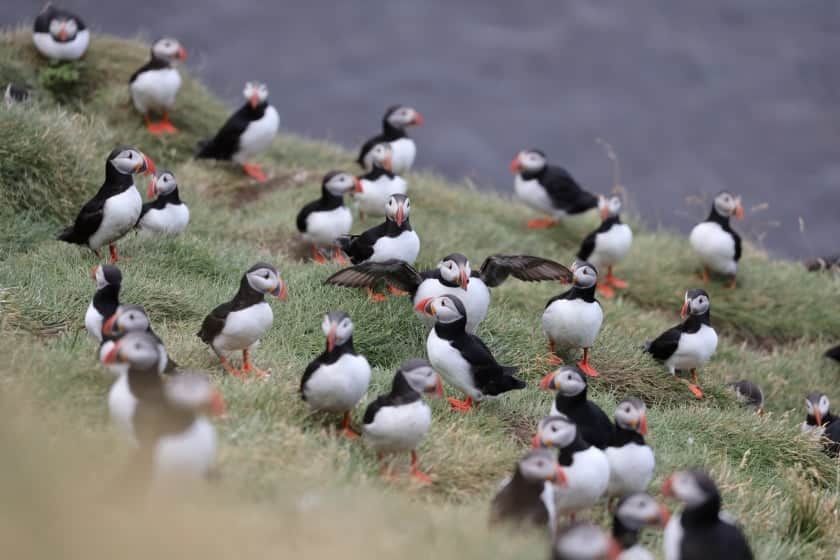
xmin=198 ymin=263 xmax=287 ymax=378
xmin=136 ymin=170 xmax=190 ymax=235
xmin=689 ymin=191 xmax=744 ymax=288
xmin=605 ymin=398 xmax=655 ymax=500
xmin=613 ymin=493 xmax=670 ymax=560
xmin=577 ymin=195 xmax=633 ymax=298
xmin=196 ymin=81 xmax=279 ymax=182
xmin=538 ymin=366 xmax=614 ymax=450
xmin=362 ymin=358 xmax=442 ymax=483
xmin=727 ymin=381 xmax=765 ymax=415
xmin=416 ymin=294 xmax=526 ymax=412
xmin=295 ymin=171 xmax=358 ymax=263
xmin=357 ymin=105 xmax=423 ymax=173
xmin=354 ymin=143 xmax=408 ymax=219
xmin=326 ymin=253 xmax=571 ymax=333
xmin=803 ymin=392 xmax=840 ymax=456
xmin=32 ymin=5 xmax=89 ymax=61
xmin=301 ymin=311 xmax=371 ymax=438
xmin=85 ymin=264 xmax=122 ymax=341
xmin=509 ymin=149 xmax=597 ymax=228
xmin=542 ymin=261 xmax=603 ymax=377
xmin=58 ymin=147 xmax=155 ymax=263
xmin=643 ymin=289 xmax=718 ymax=399
xmin=129 ymin=38 xmax=187 ymax=135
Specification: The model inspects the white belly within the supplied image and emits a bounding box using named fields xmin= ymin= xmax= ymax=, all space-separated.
xmin=389 ymin=138 xmax=417 ymax=174
xmin=414 ymin=277 xmax=490 ymax=333
xmin=554 ymin=447 xmax=610 ymax=514
xmin=354 ymin=175 xmax=408 ymax=217
xmin=515 ymin=175 xmax=562 ymax=217
xmin=303 ymin=353 xmax=372 ymax=412
xmin=426 ymin=330 xmax=484 ymax=400
xmin=130 ymin=68 xmax=182 ymax=113
xmin=689 ymin=221 xmax=737 ymax=275
xmin=363 ymin=399 xmax=431 ymax=452
xmin=589 ymin=224 xmax=633 ymax=269
xmin=605 ymin=443 xmax=655 ymax=497
xmin=213 ymin=302 xmax=273 ymax=352
xmin=542 ymin=298 xmax=603 ymax=349
xmin=663 ymin=515 xmax=683 ymax=560
xmin=138 ymin=203 xmax=190 ymax=235
xmin=664 ymin=324 xmax=718 ymax=372
xmin=303 ymin=206 xmax=353 ymax=246
xmin=85 ymin=302 xmax=103 ymax=341
xmin=32 ymin=29 xmax=90 ymax=61
xmin=234 ymin=105 xmax=279 ymax=162
xmin=88 ymin=186 xmax=142 ymax=250
xmin=368 ymin=230 xmax=420 ymax=264
xmin=618 ymin=545 xmax=655 ymax=560
xmin=153 ymin=417 xmax=217 ymax=482
xmin=108 ymin=374 xmax=138 ymax=443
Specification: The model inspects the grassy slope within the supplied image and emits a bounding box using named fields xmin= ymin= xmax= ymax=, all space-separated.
xmin=1 ymin=29 xmax=839 ymax=558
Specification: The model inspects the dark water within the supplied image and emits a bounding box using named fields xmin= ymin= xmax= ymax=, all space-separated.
xmin=4 ymin=1 xmax=840 ymax=258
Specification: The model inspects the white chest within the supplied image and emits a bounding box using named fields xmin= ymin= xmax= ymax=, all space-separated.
xmin=590 ymin=223 xmax=633 ymax=268
xmin=542 ymin=297 xmax=603 ymax=348
xmin=108 ymin=374 xmax=138 ymax=443
xmin=85 ymin=302 xmax=104 ymax=341
xmin=130 ymin=68 xmax=182 ymax=112
xmin=303 ymin=205 xmax=353 ymax=246
xmin=618 ymin=545 xmax=655 ymax=560
xmin=666 ymin=324 xmax=718 ymax=371
xmin=426 ymin=330 xmax=482 ymax=399
xmin=214 ymin=302 xmax=273 ymax=352
xmin=355 ymin=175 xmax=408 ymax=216
xmin=515 ymin=175 xmax=558 ymax=215
xmin=414 ymin=277 xmax=491 ymax=333
xmin=555 ymin=447 xmax=610 ymax=514
xmin=303 ymin=353 xmax=372 ymax=412
xmin=605 ymin=442 xmax=655 ymax=496
xmin=153 ymin=417 xmax=217 ymax=482
xmin=689 ymin=221 xmax=737 ymax=275
xmin=663 ymin=515 xmax=683 ymax=560
xmin=138 ymin=202 xmax=190 ymax=235
xmin=89 ymin=186 xmax=142 ymax=250
xmin=234 ymin=105 xmax=279 ymax=162
xmin=363 ymin=399 xmax=432 ymax=452
xmin=32 ymin=29 xmax=90 ymax=61
xmin=389 ymin=138 xmax=417 ymax=174
xmin=369 ymin=230 xmax=420 ymax=264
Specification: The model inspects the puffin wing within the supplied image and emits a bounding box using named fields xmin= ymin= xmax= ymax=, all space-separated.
xmin=542 ymin=166 xmax=597 ymax=213
xmin=356 ymin=132 xmax=387 ymax=168
xmin=643 ymin=325 xmax=682 ymax=361
xmin=325 ymin=259 xmax=423 ymax=292
xmin=197 ymin=301 xmax=233 ymax=345
xmin=336 ymin=221 xmax=388 ymax=264
xmin=299 ymin=358 xmax=322 ymax=401
xmin=826 ymin=344 xmax=840 ymax=362
xmin=453 ymin=333 xmax=525 ymax=394
xmin=544 ymin=287 xmax=575 ymax=309
xmin=479 ymin=255 xmax=572 ymax=287
xmin=295 ymin=199 xmax=322 ymax=233
xmin=195 ymin=104 xmax=250 ymax=160
xmin=577 ymin=229 xmax=597 ymax=261
xmin=362 ymin=394 xmax=391 ymax=425
xmin=57 ymin=194 xmax=106 ymax=245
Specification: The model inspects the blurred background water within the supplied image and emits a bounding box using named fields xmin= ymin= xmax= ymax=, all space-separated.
xmin=3 ymin=0 xmax=839 ymax=258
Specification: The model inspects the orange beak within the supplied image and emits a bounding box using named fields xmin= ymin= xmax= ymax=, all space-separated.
xmin=814 ymin=409 xmax=823 ymax=426
xmin=327 ymin=322 xmax=337 ymax=352
xmin=209 ymin=389 xmax=226 ymax=417
xmin=102 ymin=313 xmax=118 ymax=337
xmin=680 ymin=300 xmax=689 ymax=319
xmin=538 ymin=371 xmax=556 ymax=391
xmin=395 ymin=203 xmax=405 ymax=227
xmin=427 ymin=375 xmax=444 ymax=397
xmin=250 ymin=93 xmax=260 ymax=109
xmin=270 ymin=280 xmax=288 ymax=301
xmin=383 ymin=156 xmax=393 ymax=172
xmin=147 ymin=176 xmax=158 ymax=199
xmin=734 ymin=201 xmax=744 ymax=220
xmin=459 ymin=268 xmax=469 ymax=290
xmin=136 ymin=154 xmax=155 ymax=176
xmin=414 ymin=297 xmax=434 ymax=315
xmin=177 ymin=46 xmax=187 ymax=60
xmin=509 ymin=156 xmax=520 ymax=173
xmin=638 ymin=412 xmax=648 ymax=435
xmin=90 ymin=265 xmax=98 ymax=280
xmin=607 ymin=537 xmax=622 ymax=560
xmin=58 ymin=24 xmax=67 ymax=41
xmin=354 ymin=177 xmax=364 ymax=193
xmin=412 ymin=112 xmax=424 ymax=126
xmin=661 ymin=475 xmax=674 ymax=497
xmin=553 ymin=466 xmax=568 ymax=487
xmin=601 ymin=205 xmax=609 ymax=221
xmin=531 ymin=432 xmax=541 ymax=449
xmin=657 ymin=504 xmax=671 ymax=527
xmin=102 ymin=342 xmax=122 ymax=365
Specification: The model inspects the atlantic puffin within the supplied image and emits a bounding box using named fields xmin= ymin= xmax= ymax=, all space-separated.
xmin=136 ymin=170 xmax=189 ymax=235
xmin=577 ymin=195 xmax=633 ymax=298
xmin=689 ymin=191 xmax=744 ymax=288
xmin=727 ymin=381 xmax=764 ymax=415
xmin=613 ymin=493 xmax=670 ymax=560
xmin=85 ymin=264 xmax=122 ymax=341
xmin=32 ymin=5 xmax=89 ymax=61
xmin=662 ymin=469 xmax=753 ymax=560
xmin=510 ymin=149 xmax=597 ymax=228
xmin=4 ymin=83 xmax=30 ymax=105
xmin=300 ymin=311 xmax=371 ymax=438
xmin=542 ymin=261 xmax=603 ymax=377
xmin=803 ymin=392 xmax=840 ymax=456
xmin=326 ymin=253 xmax=571 ymax=333
xmin=362 ymin=358 xmax=442 ymax=483
xmin=129 ymin=37 xmax=187 ymax=135
xmin=354 ymin=143 xmax=408 ymax=219
xmin=295 ymin=171 xmax=358 ymax=263
xmin=643 ymin=289 xmax=717 ymax=399
xmin=416 ymin=294 xmax=526 ymax=412
xmin=538 ymin=366 xmax=614 ymax=450
xmin=532 ymin=415 xmax=610 ymax=519
xmin=195 ymin=81 xmax=279 ymax=182
xmin=553 ymin=523 xmax=621 ymax=560
xmin=490 ymin=448 xmax=566 ymax=534
xmin=356 ymin=105 xmax=423 ymax=174
xmin=197 ymin=263 xmax=287 ymax=378
xmin=605 ymin=398 xmax=655 ymax=500
xmin=825 ymin=345 xmax=840 ymax=363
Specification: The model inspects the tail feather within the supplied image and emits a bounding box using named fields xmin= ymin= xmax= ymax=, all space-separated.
xmin=56 ymin=225 xmax=83 ymax=244
xmin=486 ymin=367 xmax=527 ymax=395
xmin=826 ymin=345 xmax=840 ymax=363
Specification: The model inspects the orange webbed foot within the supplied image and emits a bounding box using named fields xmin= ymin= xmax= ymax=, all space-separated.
xmin=686 ymin=383 xmax=704 ymax=399
xmin=447 ymin=397 xmax=474 ymax=413
xmin=410 ymin=468 xmax=433 ymax=485
xmin=367 ymin=287 xmax=387 ymax=303
xmin=547 ymin=353 xmax=564 ymax=366
xmin=386 ymin=284 xmax=410 ymax=296
xmin=332 ymin=248 xmax=349 ymax=264
xmin=597 ymin=282 xmax=616 ymax=298
xmin=608 ymin=276 xmax=628 ymax=289
xmin=242 ymin=162 xmax=268 ymax=183
xmin=527 ymin=218 xmax=558 ymax=229
xmin=577 ymin=360 xmax=600 ymax=378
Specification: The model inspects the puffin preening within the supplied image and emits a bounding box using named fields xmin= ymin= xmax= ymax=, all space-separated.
xmin=32 ymin=5 xmax=89 ymax=61
xmin=196 ymin=81 xmax=279 ymax=182
xmin=136 ymin=170 xmax=190 ymax=235
xmin=354 ymin=143 xmax=408 ymax=219
xmin=129 ymin=37 xmax=187 ymax=135
xmin=357 ymin=105 xmax=424 ymax=174
xmin=577 ymin=195 xmax=633 ymax=298
xmin=58 ymin=146 xmax=155 ymax=262
xmin=689 ymin=191 xmax=744 ymax=288
xmin=295 ymin=171 xmax=358 ymax=263
xmin=605 ymin=398 xmax=655 ymax=500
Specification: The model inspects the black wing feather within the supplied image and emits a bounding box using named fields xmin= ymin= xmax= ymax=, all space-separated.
xmin=325 ymin=260 xmax=424 ymax=292
xmin=197 ymin=302 xmax=233 ymax=345
xmin=577 ymin=230 xmax=597 ymax=261
xmin=195 ymin=104 xmax=251 ymax=160
xmin=299 ymin=359 xmax=321 ymax=401
xmin=541 ymin=166 xmax=598 ymax=214
xmin=479 ymin=255 xmax=572 ymax=287
xmin=296 ymin=199 xmax=322 ymax=233
xmin=644 ymin=326 xmax=681 ymax=361
xmin=57 ymin=195 xmax=106 ymax=245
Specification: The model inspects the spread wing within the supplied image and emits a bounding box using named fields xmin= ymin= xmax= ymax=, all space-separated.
xmin=644 ymin=326 xmax=682 ymax=361
xmin=479 ymin=255 xmax=572 ymax=287
xmin=197 ymin=301 xmax=233 ymax=345
xmin=325 ymin=259 xmax=423 ymax=292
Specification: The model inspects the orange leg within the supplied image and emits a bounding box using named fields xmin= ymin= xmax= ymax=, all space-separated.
xmin=332 ymin=248 xmax=349 ymax=264
xmin=447 ymin=396 xmax=475 ymax=413
xmin=158 ymin=111 xmax=178 ymax=134
xmin=338 ymin=411 xmax=359 ymax=439
xmin=242 ymin=162 xmax=268 ymax=183
xmin=108 ymin=243 xmax=121 ymax=264
xmin=527 ymin=217 xmax=558 ymax=229
xmin=596 ymin=281 xmax=616 ymax=298
xmin=311 ymin=246 xmax=328 ymax=264
xmin=367 ymin=287 xmax=387 ymax=302
xmin=143 ymin=113 xmax=166 ymax=135
xmin=218 ymin=354 xmax=244 ymax=378
xmin=684 ymin=368 xmax=703 ymax=399
xmin=547 ymin=340 xmax=564 ymax=365
xmin=606 ymin=266 xmax=628 ymax=288
xmin=241 ymin=349 xmax=269 ymax=377
xmin=409 ymin=450 xmax=432 ymax=485
xmin=577 ymin=348 xmax=600 ymax=377
xmin=701 ymin=266 xmax=711 ymax=284
xmin=386 ymin=283 xmax=410 ymax=296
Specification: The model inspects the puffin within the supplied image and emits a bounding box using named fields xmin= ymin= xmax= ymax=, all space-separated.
xmin=689 ymin=191 xmax=744 ymax=288
xmin=354 ymin=143 xmax=408 ymax=219
xmin=356 ymin=105 xmax=423 ymax=174
xmin=803 ymin=392 xmax=840 ymax=456
xmin=643 ymin=289 xmax=718 ymax=399
xmin=662 ymin=469 xmax=753 ymax=560
xmin=825 ymin=345 xmax=840 ymax=363
xmin=577 ymin=195 xmax=633 ymax=298
xmin=32 ymin=5 xmax=89 ymax=61
xmin=542 ymin=261 xmax=603 ymax=377
xmin=804 ymin=255 xmax=840 ymax=273
xmin=101 ymin=332 xmax=224 ymax=485
xmin=553 ymin=523 xmax=622 ymax=560
xmin=85 ymin=264 xmax=122 ymax=341
xmin=538 ymin=365 xmax=614 ymax=450
xmin=197 ymin=263 xmax=287 ymax=378
xmin=509 ymin=149 xmax=597 ymax=228
xmin=605 ymin=398 xmax=655 ymax=500
xmin=613 ymin=493 xmax=670 ymax=560
xmin=129 ymin=37 xmax=187 ymax=135
xmin=295 ymin=171 xmax=358 ymax=263
xmin=532 ymin=415 xmax=610 ymax=519
xmin=195 ymin=81 xmax=279 ymax=182
xmin=4 ymin=83 xmax=30 ymax=105
xmin=300 ymin=311 xmax=371 ymax=438
xmin=490 ymin=448 xmax=567 ymax=534
xmin=415 ymin=294 xmax=526 ymax=412
xmin=325 ymin=253 xmax=571 ymax=333
xmin=727 ymin=381 xmax=764 ymax=415
xmin=57 ymin=146 xmax=155 ymax=262
xmin=136 ymin=170 xmax=190 ymax=235
xmin=362 ymin=358 xmax=442 ymax=483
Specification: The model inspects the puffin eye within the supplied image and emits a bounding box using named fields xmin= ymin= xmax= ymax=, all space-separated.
xmin=536 ymin=460 xmax=544 ymax=468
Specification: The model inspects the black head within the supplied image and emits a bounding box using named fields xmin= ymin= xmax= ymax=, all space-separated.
xmin=662 ymin=468 xmax=720 ymax=509
xmin=681 ymin=288 xmax=711 ymax=318
xmin=322 ymin=171 xmax=359 ymax=197
xmin=711 ymin=191 xmax=744 ymax=221
xmin=385 ymin=194 xmax=411 ymax=227
xmin=614 ymin=397 xmax=648 ymax=435
xmin=243 ymin=81 xmax=269 ymax=109
xmin=539 ymin=365 xmax=587 ymax=397
xmin=438 ymin=253 xmax=471 ymax=289
xmin=515 ymin=448 xmax=565 ymax=484
xmin=91 ymin=264 xmax=122 ymax=290
xmin=553 ymin=523 xmax=620 ymax=560
xmin=102 ymin=304 xmax=150 ymax=338
xmin=148 ymin=169 xmax=178 ymax=198
xmin=243 ymin=263 xmax=287 ymax=300
xmin=321 ymin=310 xmax=353 ymax=351
xmin=100 ymin=331 xmax=160 ymax=371
xmin=41 ymin=7 xmax=85 ymax=41
xmin=107 ymin=146 xmax=155 ymax=176
xmin=383 ymin=105 xmax=423 ymax=129
xmin=415 ymin=294 xmax=467 ymax=325
xmin=510 ymin=149 xmax=547 ymax=174
xmin=571 ymin=261 xmax=598 ymax=289
xmin=150 ymin=37 xmax=187 ymax=62
xmin=398 ymin=358 xmax=443 ymax=396
xmin=805 ymin=391 xmax=831 ymax=425
xmin=614 ymin=492 xmax=670 ymax=531
xmin=532 ymin=414 xmax=577 ymax=450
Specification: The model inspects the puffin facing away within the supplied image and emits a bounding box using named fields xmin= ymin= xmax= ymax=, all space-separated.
xmin=577 ymin=195 xmax=633 ymax=298
xmin=357 ymin=105 xmax=423 ymax=173
xmin=553 ymin=523 xmax=621 ymax=560
xmin=136 ymin=170 xmax=190 ymax=235
xmin=354 ymin=143 xmax=408 ymax=219
xmin=295 ymin=171 xmax=358 ymax=263
xmin=605 ymin=398 xmax=655 ymax=500
xmin=539 ymin=366 xmax=614 ymax=450
xmin=689 ymin=191 xmax=744 ymax=288
xmin=85 ymin=264 xmax=122 ymax=341
xmin=510 ymin=149 xmax=597 ymax=228
xmin=416 ymin=294 xmax=526 ymax=411
xmin=326 ymin=253 xmax=571 ymax=333
xmin=196 ymin=81 xmax=279 ymax=182
xmin=58 ymin=146 xmax=155 ymax=262
xmin=613 ymin=493 xmax=670 ymax=560
xmin=197 ymin=263 xmax=287 ymax=378
xmin=129 ymin=37 xmax=187 ymax=135
xmin=32 ymin=5 xmax=89 ymax=61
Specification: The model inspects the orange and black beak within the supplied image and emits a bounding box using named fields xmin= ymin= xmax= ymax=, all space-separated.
xmin=414 ymin=297 xmax=435 ymax=316
xmin=209 ymin=389 xmax=226 ymax=417
xmin=102 ymin=341 xmax=124 ymax=365
xmin=607 ymin=537 xmax=622 ymax=560
xmin=661 ymin=475 xmax=675 ymax=498
xmin=354 ymin=177 xmax=364 ymax=193
xmin=177 ymin=46 xmax=188 ymax=60
xmin=551 ymin=465 xmax=568 ymax=487
xmin=734 ymin=199 xmax=744 ymax=220
xmin=459 ymin=266 xmax=469 ymax=290
xmin=814 ymin=409 xmax=823 ymax=426
xmin=680 ymin=299 xmax=689 ymax=319
xmin=538 ymin=371 xmax=557 ymax=391
xmin=383 ymin=156 xmax=393 ymax=172
xmin=250 ymin=93 xmax=260 ymax=109
xmin=411 ymin=111 xmax=424 ymax=126
xmin=58 ymin=23 xmax=68 ymax=42
xmin=600 ymin=199 xmax=610 ymax=221
xmin=270 ymin=280 xmax=288 ymax=301
xmin=101 ymin=313 xmax=120 ymax=338
xmin=425 ymin=375 xmax=444 ymax=397
xmin=147 ymin=176 xmax=158 ymax=199
xmin=509 ymin=155 xmax=520 ymax=173
xmin=327 ymin=321 xmax=337 ymax=352
xmin=136 ymin=153 xmax=156 ymax=176
xmin=654 ymin=504 xmax=671 ymax=527
xmin=637 ymin=412 xmax=648 ymax=435
xmin=395 ymin=200 xmax=406 ymax=227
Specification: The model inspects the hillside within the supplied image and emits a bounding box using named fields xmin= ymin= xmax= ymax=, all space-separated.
xmin=1 ymin=29 xmax=839 ymax=559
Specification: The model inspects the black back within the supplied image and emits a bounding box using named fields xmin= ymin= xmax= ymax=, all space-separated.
xmin=545 ymin=283 xmax=599 ymax=307
xmin=644 ymin=310 xmax=711 ymax=362
xmin=705 ymin=205 xmax=742 ymax=261
xmin=577 ymin=216 xmax=622 ymax=261
xmin=825 ymin=344 xmax=840 ymax=363
xmin=197 ymin=267 xmax=268 ymax=345
xmin=338 ymin=217 xmax=413 ymax=265
xmin=138 ymin=187 xmax=183 ymax=220
xmin=490 ymin=468 xmax=550 ymax=530
xmin=300 ymin=335 xmax=358 ymax=400
xmin=296 ymin=172 xmax=347 ymax=233
xmin=129 ymin=56 xmax=172 ymax=85
xmin=195 ymin=101 xmax=268 ymax=160
xmin=521 ymin=164 xmax=597 ymax=215
xmin=362 ymin=371 xmax=422 ymax=425
xmin=553 ymin=390 xmax=614 ymax=449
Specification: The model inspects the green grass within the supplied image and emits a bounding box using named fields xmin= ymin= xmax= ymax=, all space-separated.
xmin=1 ymin=29 xmax=839 ymax=559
